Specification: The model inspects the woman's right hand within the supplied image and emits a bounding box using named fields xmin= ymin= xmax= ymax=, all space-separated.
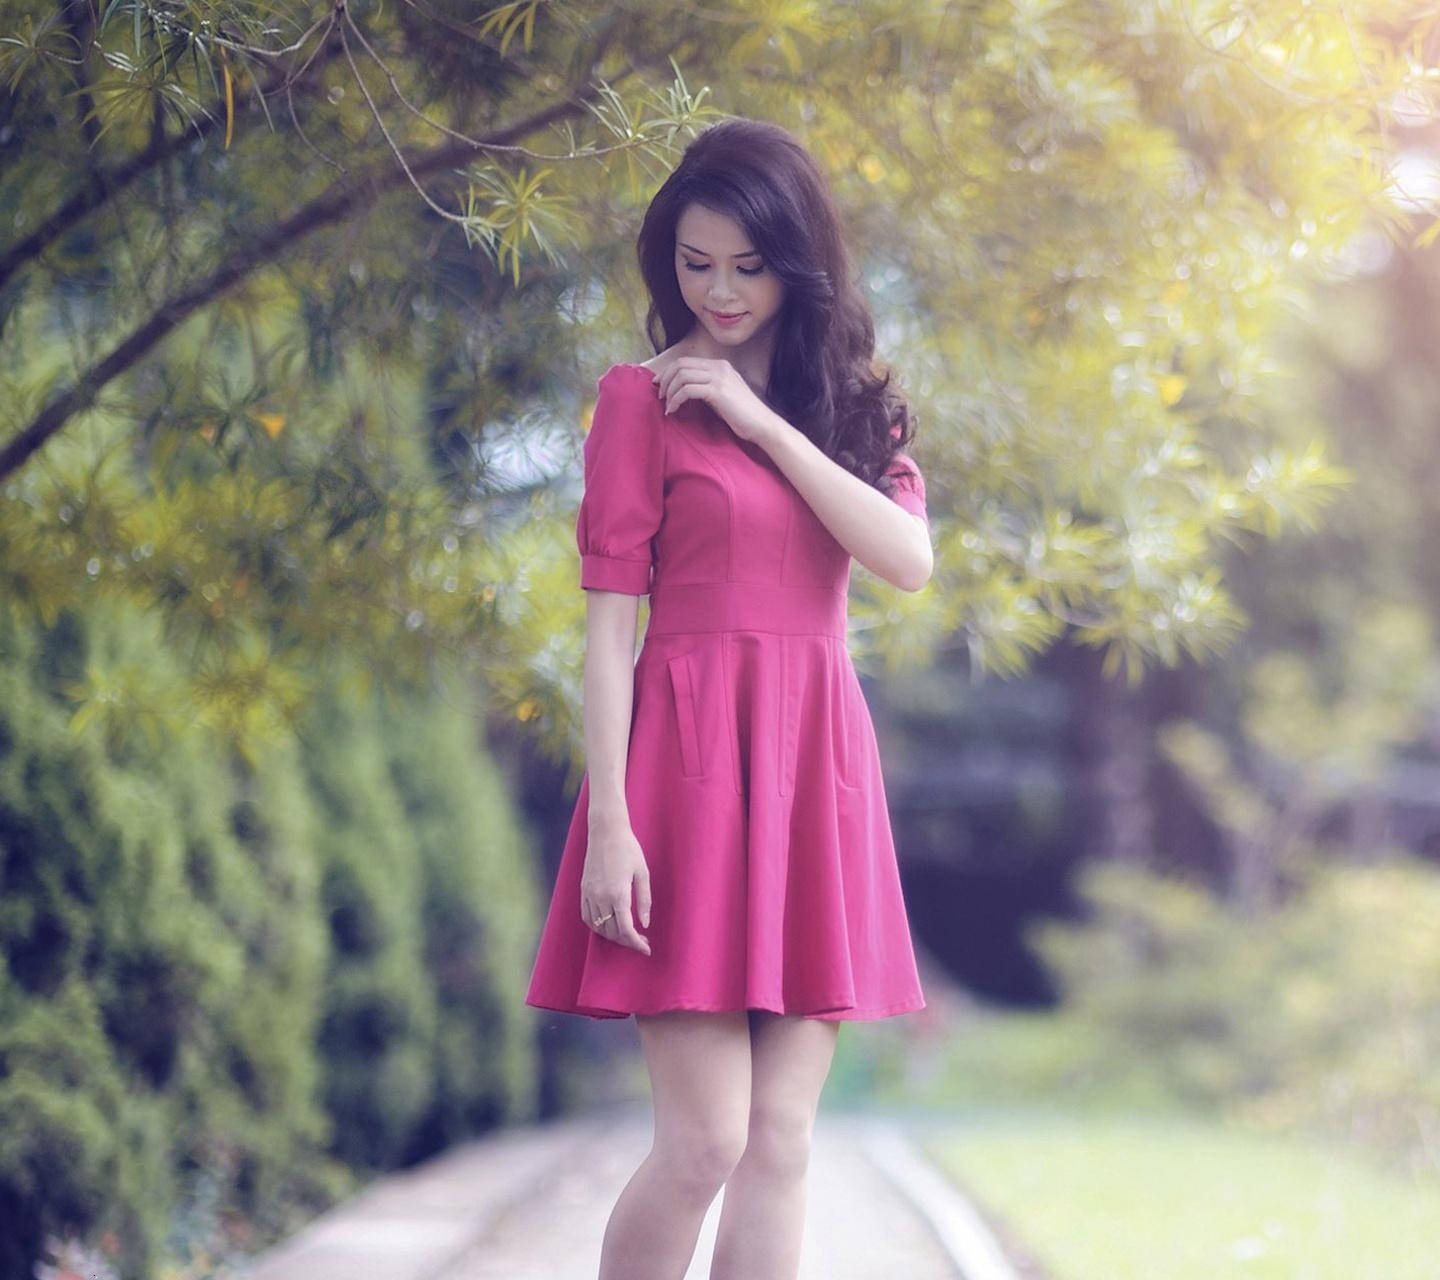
xmin=580 ymin=818 xmax=653 ymax=955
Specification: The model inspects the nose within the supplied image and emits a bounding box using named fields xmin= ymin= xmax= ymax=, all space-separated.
xmin=707 ymin=272 xmax=740 ymax=306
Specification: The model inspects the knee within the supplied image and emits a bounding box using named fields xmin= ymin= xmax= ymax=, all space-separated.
xmin=741 ymin=1103 xmax=814 ymax=1181
xmin=654 ymin=1120 xmax=749 ymax=1198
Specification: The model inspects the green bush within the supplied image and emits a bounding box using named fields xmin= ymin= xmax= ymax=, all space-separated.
xmin=376 ymin=689 xmax=541 ymax=1152
xmin=0 ymin=600 xmax=541 ymax=1279
xmin=0 ymin=601 xmax=340 ymax=1279
xmin=1025 ymin=855 xmax=1440 ymax=1175
xmin=299 ymin=680 xmax=441 ymax=1172
xmin=297 ymin=675 xmax=541 ymax=1171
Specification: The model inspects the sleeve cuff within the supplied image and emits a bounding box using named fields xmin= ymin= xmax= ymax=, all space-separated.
xmin=580 ymin=552 xmax=652 ymax=594
xmin=892 ymin=491 xmax=928 ymax=520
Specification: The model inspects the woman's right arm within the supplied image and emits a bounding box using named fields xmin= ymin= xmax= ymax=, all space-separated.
xmin=578 ymin=588 xmax=653 ymax=956
xmin=572 ymin=365 xmax=663 ymax=956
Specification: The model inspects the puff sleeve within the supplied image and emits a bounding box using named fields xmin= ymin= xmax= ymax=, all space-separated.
xmin=883 ymin=450 xmax=928 ymax=523
xmin=575 ymin=365 xmax=666 ymax=594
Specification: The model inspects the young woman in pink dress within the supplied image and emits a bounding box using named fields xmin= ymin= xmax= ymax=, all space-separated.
xmin=524 ymin=116 xmax=934 ymax=1280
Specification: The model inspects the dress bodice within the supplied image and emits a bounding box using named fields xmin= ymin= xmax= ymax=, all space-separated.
xmin=575 ymin=361 xmax=927 ymax=612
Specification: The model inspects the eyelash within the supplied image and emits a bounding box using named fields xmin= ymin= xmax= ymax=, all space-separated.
xmin=683 ymin=262 xmax=765 ymax=276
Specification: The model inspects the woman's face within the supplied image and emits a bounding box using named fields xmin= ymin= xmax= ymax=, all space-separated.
xmin=673 ymin=202 xmax=785 ymax=352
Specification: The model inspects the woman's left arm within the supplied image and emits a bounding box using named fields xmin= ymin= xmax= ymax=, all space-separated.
xmin=762 ymin=423 xmax=932 ymax=592
xmin=655 ymin=357 xmax=934 ymax=592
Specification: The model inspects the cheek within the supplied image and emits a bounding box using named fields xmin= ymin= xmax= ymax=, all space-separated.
xmin=677 ymin=270 xmax=704 ymax=308
xmin=757 ymin=280 xmax=784 ymax=316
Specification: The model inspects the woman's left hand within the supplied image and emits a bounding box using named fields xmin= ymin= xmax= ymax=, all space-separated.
xmin=653 ymin=357 xmax=780 ymax=446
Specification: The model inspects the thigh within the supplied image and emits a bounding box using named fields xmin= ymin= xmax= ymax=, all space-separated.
xmin=636 ymin=1010 xmax=752 ymax=1143
xmin=746 ymin=1010 xmax=840 ymax=1122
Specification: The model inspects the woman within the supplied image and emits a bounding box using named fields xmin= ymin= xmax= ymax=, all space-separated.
xmin=524 ymin=116 xmax=933 ymax=1280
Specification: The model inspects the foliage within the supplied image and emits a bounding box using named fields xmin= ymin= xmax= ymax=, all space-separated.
xmin=0 ymin=0 xmax=1428 ymax=776
xmin=1143 ymin=200 xmax=1440 ymax=896
xmin=378 ymin=686 xmax=543 ymax=1150
xmin=0 ymin=3 xmax=1434 ymax=1270
xmin=1157 ymin=597 xmax=1440 ymax=907
xmin=1021 ymin=854 xmax=1440 ymax=1179
xmin=0 ymin=597 xmax=540 ymax=1280
xmin=0 ymin=599 xmax=340 ymax=1279
xmin=298 ymin=670 xmax=541 ymax=1170
xmin=868 ymin=1000 xmax=1189 ymax=1114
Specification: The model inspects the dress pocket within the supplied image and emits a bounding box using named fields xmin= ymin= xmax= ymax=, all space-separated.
xmin=666 ymin=652 xmax=704 ymax=778
xmin=836 ymin=657 xmax=864 ymax=791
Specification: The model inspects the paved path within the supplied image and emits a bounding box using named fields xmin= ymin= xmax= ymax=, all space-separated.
xmin=239 ymin=1103 xmax=1023 ymax=1280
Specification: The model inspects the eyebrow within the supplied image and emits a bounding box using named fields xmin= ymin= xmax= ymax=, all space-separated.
xmin=678 ymin=241 xmax=761 ymax=260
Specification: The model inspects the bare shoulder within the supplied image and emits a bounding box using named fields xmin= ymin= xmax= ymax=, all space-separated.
xmin=641 ymin=341 xmax=703 ymax=376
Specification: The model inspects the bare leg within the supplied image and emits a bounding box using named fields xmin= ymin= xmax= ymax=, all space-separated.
xmin=597 ymin=1011 xmax=752 ymax=1280
xmin=708 ymin=1011 xmax=841 ymax=1280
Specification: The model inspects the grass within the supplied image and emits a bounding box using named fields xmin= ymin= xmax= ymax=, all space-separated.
xmin=923 ymin=1105 xmax=1440 ymax=1280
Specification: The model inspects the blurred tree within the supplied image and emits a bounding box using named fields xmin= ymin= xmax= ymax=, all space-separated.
xmin=1 ymin=0 xmax=1437 ymax=1270
xmin=0 ymin=598 xmax=341 ymax=1280
xmin=1143 ymin=75 xmax=1440 ymax=901
xmin=0 ymin=0 xmax=1428 ymax=769
xmin=0 ymin=596 xmax=541 ymax=1280
xmin=1027 ymin=852 xmax=1440 ymax=1177
xmin=0 ymin=0 xmax=715 ymax=768
xmin=1159 ymin=600 xmax=1439 ymax=910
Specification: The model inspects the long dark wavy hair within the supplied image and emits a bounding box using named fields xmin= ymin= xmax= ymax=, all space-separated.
xmin=636 ymin=117 xmax=914 ymax=494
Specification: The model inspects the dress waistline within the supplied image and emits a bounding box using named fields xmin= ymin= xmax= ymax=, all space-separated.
xmin=646 ymin=581 xmax=848 ymax=638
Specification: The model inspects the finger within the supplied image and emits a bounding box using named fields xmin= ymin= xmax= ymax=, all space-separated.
xmin=657 ymin=364 xmax=687 ymax=397
xmin=666 ymin=369 xmax=710 ymax=409
xmin=636 ymin=872 xmax=652 ymax=930
xmin=655 ymin=362 xmax=687 ymax=399
xmin=596 ymin=899 xmax=622 ymax=935
xmin=666 ymin=363 xmax=708 ymax=391
xmin=660 ymin=366 xmax=715 ymax=415
xmin=666 ymin=385 xmax=703 ymax=416
xmin=613 ymin=905 xmax=651 ymax=955
xmin=585 ymin=897 xmax=612 ymax=934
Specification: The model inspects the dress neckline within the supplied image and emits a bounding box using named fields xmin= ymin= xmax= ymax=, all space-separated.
xmin=608 ymin=361 xmax=781 ymax=470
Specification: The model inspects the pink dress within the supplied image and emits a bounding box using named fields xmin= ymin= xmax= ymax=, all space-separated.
xmin=523 ymin=362 xmax=928 ymax=1021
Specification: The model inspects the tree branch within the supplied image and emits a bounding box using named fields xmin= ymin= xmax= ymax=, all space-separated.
xmin=0 ymin=38 xmax=344 ymax=295
xmin=0 ymin=83 xmax=606 ymax=480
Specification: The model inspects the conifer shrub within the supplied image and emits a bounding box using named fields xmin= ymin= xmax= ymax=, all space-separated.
xmin=0 ymin=603 xmax=540 ymax=1279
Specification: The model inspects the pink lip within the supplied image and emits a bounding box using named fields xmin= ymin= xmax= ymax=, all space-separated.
xmin=708 ymin=309 xmax=748 ymax=327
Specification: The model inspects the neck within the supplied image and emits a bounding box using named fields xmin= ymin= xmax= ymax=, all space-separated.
xmin=682 ymin=326 xmax=775 ymax=399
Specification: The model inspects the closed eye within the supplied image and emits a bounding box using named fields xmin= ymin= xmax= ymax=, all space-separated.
xmin=682 ymin=261 xmax=766 ymax=276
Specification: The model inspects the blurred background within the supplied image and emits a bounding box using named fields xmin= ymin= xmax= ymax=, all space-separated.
xmin=2 ymin=1 xmax=1439 ymax=1277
